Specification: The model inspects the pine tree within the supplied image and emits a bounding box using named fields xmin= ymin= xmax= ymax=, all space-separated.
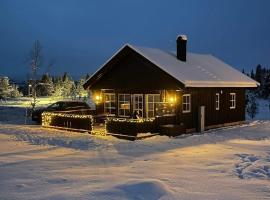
xmin=0 ymin=77 xmax=22 ymax=98
xmin=53 ymin=76 xmax=63 ymax=97
xmin=250 ymin=69 xmax=255 ymax=80
xmin=246 ymin=91 xmax=258 ymax=119
xmin=255 ymin=64 xmax=262 ymax=83
xmin=10 ymin=84 xmax=22 ymax=98
xmin=40 ymin=73 xmax=54 ymax=96
xmin=61 ymin=72 xmax=74 ymax=97
xmin=76 ymin=76 xmax=88 ymax=98
xmin=0 ymin=76 xmax=11 ymax=98
xmin=263 ymin=72 xmax=270 ymax=98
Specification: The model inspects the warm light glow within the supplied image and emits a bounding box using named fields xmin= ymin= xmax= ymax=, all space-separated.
xmin=168 ymin=96 xmax=176 ymax=103
xmin=95 ymin=95 xmax=101 ymax=101
xmin=94 ymin=94 xmax=102 ymax=104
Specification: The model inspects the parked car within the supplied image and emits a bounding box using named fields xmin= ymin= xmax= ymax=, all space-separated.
xmin=32 ymin=100 xmax=91 ymax=123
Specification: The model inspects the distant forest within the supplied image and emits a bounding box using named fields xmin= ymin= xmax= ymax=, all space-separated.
xmin=0 ymin=72 xmax=90 ymax=99
xmin=243 ymin=64 xmax=270 ymax=99
xmin=244 ymin=64 xmax=270 ymax=119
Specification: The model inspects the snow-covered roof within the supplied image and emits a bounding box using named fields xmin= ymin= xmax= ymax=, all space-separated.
xmin=84 ymin=44 xmax=259 ymax=88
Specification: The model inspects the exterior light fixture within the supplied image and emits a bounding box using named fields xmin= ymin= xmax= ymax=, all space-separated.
xmin=94 ymin=94 xmax=102 ymax=104
xmin=95 ymin=95 xmax=101 ymax=101
xmin=168 ymin=96 xmax=176 ymax=103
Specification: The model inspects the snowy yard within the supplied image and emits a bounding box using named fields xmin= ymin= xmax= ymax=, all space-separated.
xmin=0 ymin=103 xmax=270 ymax=200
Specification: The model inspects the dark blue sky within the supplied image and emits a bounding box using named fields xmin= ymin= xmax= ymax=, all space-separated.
xmin=0 ymin=0 xmax=270 ymax=80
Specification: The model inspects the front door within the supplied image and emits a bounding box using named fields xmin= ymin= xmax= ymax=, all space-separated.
xmin=133 ymin=94 xmax=143 ymax=117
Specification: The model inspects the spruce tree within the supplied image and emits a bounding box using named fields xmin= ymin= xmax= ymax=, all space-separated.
xmin=246 ymin=91 xmax=258 ymax=119
xmin=61 ymin=72 xmax=74 ymax=97
xmin=250 ymin=69 xmax=255 ymax=80
xmin=76 ymin=76 xmax=88 ymax=98
xmin=0 ymin=77 xmax=11 ymax=98
xmin=263 ymin=72 xmax=270 ymax=98
xmin=255 ymin=64 xmax=262 ymax=83
xmin=53 ymin=76 xmax=63 ymax=97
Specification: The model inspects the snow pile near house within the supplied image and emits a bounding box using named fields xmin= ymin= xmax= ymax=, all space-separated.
xmin=0 ymin=124 xmax=112 ymax=151
xmin=235 ymin=153 xmax=270 ymax=179
xmin=94 ymin=179 xmax=174 ymax=200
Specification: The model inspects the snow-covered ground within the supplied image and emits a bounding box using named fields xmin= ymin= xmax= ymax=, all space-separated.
xmin=0 ymin=100 xmax=270 ymax=200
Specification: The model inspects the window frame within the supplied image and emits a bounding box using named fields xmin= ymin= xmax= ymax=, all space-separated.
xmin=182 ymin=94 xmax=191 ymax=113
xmin=215 ymin=93 xmax=220 ymax=111
xmin=229 ymin=93 xmax=236 ymax=109
xmin=118 ymin=93 xmax=131 ymax=117
xmin=133 ymin=94 xmax=144 ymax=117
xmin=104 ymin=93 xmax=116 ymax=114
xmin=146 ymin=94 xmax=160 ymax=118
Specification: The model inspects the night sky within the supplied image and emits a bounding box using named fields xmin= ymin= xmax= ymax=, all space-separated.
xmin=1 ymin=0 xmax=270 ymax=80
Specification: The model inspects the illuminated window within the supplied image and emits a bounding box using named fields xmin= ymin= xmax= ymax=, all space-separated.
xmin=146 ymin=94 xmax=160 ymax=118
xmin=182 ymin=94 xmax=191 ymax=113
xmin=104 ymin=93 xmax=115 ymax=114
xmin=230 ymin=93 xmax=236 ymax=109
xmin=133 ymin=94 xmax=144 ymax=117
xmin=215 ymin=93 xmax=220 ymax=110
xmin=118 ymin=94 xmax=131 ymax=117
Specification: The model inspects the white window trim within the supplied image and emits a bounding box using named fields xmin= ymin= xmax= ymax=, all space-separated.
xmin=146 ymin=94 xmax=160 ymax=118
xmin=133 ymin=94 xmax=144 ymax=117
xmin=182 ymin=94 xmax=191 ymax=113
xmin=118 ymin=93 xmax=131 ymax=117
xmin=215 ymin=93 xmax=220 ymax=111
xmin=229 ymin=93 xmax=236 ymax=109
xmin=104 ymin=93 xmax=115 ymax=114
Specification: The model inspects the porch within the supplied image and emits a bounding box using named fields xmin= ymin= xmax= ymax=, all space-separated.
xmin=91 ymin=89 xmax=182 ymax=121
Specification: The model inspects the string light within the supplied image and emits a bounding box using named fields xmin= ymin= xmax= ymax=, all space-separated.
xmin=42 ymin=112 xmax=93 ymax=131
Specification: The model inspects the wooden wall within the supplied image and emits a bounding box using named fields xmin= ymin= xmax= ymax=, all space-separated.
xmin=178 ymin=88 xmax=246 ymax=130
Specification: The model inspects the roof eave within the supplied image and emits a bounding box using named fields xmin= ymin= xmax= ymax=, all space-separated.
xmin=184 ymin=81 xmax=259 ymax=88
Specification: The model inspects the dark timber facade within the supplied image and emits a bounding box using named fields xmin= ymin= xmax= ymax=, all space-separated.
xmin=84 ymin=36 xmax=258 ymax=133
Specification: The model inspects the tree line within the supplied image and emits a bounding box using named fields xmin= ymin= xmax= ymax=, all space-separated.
xmin=33 ymin=72 xmax=89 ymax=98
xmin=243 ymin=64 xmax=270 ymax=99
xmin=243 ymin=64 xmax=270 ymax=119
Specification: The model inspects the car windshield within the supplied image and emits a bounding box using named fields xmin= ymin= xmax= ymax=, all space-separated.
xmin=47 ymin=102 xmax=61 ymax=109
xmin=65 ymin=102 xmax=89 ymax=109
xmin=47 ymin=101 xmax=89 ymax=111
xmin=48 ymin=103 xmax=59 ymax=108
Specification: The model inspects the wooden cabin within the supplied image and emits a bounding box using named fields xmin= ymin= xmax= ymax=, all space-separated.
xmin=83 ymin=35 xmax=258 ymax=133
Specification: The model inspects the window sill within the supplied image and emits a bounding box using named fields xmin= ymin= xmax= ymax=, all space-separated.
xmin=182 ymin=111 xmax=191 ymax=113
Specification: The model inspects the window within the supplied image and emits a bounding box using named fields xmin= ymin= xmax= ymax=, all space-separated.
xmin=182 ymin=94 xmax=191 ymax=113
xmin=104 ymin=93 xmax=116 ymax=114
xmin=133 ymin=94 xmax=144 ymax=117
xmin=146 ymin=94 xmax=160 ymax=118
xmin=230 ymin=93 xmax=236 ymax=109
xmin=215 ymin=93 xmax=220 ymax=110
xmin=118 ymin=94 xmax=131 ymax=117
